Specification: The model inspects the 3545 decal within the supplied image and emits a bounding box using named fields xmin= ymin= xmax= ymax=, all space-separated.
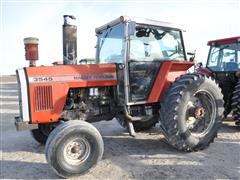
xmin=32 ymin=77 xmax=53 ymax=82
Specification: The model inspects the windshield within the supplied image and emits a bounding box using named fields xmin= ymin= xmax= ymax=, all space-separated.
xmin=130 ymin=25 xmax=185 ymax=61
xmin=207 ymin=43 xmax=240 ymax=71
xmin=97 ymin=24 xmax=125 ymax=64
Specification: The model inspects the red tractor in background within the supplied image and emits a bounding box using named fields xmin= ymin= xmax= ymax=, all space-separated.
xmin=15 ymin=15 xmax=224 ymax=178
xmin=197 ymin=37 xmax=240 ymax=125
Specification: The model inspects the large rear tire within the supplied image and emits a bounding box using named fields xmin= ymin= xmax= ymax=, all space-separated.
xmin=231 ymin=80 xmax=240 ymax=126
xmin=160 ymin=73 xmax=224 ymax=152
xmin=45 ymin=121 xmax=104 ymax=178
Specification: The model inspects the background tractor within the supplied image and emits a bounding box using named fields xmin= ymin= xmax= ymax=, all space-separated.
xmin=197 ymin=36 xmax=240 ymax=125
xmin=15 ymin=15 xmax=224 ymax=178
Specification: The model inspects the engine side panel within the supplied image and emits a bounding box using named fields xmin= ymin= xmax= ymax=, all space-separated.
xmin=24 ymin=64 xmax=117 ymax=123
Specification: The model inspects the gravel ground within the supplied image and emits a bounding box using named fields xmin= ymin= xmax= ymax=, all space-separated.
xmin=1 ymin=81 xmax=240 ymax=179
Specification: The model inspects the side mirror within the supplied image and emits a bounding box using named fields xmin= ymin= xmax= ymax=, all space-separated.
xmin=187 ymin=50 xmax=196 ymax=62
xmin=196 ymin=62 xmax=203 ymax=68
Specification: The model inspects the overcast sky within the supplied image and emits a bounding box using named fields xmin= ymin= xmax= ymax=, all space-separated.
xmin=0 ymin=0 xmax=239 ymax=75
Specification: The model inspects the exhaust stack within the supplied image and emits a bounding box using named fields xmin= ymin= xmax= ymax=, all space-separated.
xmin=63 ymin=15 xmax=77 ymax=65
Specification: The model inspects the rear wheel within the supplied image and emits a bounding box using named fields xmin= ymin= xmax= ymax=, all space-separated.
xmin=45 ymin=120 xmax=104 ymax=178
xmin=231 ymin=80 xmax=240 ymax=126
xmin=160 ymin=73 xmax=224 ymax=151
xmin=31 ymin=124 xmax=54 ymax=144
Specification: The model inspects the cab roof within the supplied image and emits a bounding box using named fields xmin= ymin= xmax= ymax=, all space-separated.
xmin=207 ymin=36 xmax=240 ymax=46
xmin=95 ymin=16 xmax=184 ymax=33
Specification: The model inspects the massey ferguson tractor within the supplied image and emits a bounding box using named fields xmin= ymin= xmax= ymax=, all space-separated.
xmin=15 ymin=15 xmax=224 ymax=178
xmin=197 ymin=36 xmax=240 ymax=125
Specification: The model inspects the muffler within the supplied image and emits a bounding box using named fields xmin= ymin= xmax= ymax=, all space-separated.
xmin=63 ymin=15 xmax=77 ymax=65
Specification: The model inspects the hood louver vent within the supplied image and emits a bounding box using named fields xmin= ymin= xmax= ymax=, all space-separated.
xmin=34 ymin=85 xmax=53 ymax=111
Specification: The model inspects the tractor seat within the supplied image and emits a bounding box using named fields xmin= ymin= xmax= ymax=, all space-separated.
xmin=224 ymin=62 xmax=238 ymax=71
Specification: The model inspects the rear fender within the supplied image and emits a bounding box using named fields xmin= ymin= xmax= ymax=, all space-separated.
xmin=147 ymin=61 xmax=194 ymax=103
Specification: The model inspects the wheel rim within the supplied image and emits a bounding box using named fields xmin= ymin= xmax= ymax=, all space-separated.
xmin=186 ymin=90 xmax=217 ymax=137
xmin=63 ymin=137 xmax=91 ymax=165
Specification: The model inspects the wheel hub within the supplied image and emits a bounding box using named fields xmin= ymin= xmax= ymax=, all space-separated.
xmin=66 ymin=142 xmax=83 ymax=159
xmin=64 ymin=138 xmax=91 ymax=165
xmin=71 ymin=144 xmax=80 ymax=154
xmin=186 ymin=90 xmax=217 ymax=137
xmin=194 ymin=107 xmax=205 ymax=119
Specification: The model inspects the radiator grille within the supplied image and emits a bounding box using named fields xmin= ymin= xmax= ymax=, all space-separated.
xmin=34 ymin=85 xmax=53 ymax=111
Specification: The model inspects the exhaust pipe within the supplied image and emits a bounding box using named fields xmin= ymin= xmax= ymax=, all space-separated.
xmin=63 ymin=15 xmax=77 ymax=65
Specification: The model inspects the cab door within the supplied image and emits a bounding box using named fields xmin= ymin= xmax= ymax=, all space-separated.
xmin=128 ymin=60 xmax=161 ymax=102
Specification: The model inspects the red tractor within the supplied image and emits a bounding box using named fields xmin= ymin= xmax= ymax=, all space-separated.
xmin=15 ymin=16 xmax=224 ymax=178
xmin=197 ymin=36 xmax=240 ymax=125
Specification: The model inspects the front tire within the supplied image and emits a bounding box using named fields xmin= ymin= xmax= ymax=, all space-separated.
xmin=160 ymin=73 xmax=224 ymax=152
xmin=45 ymin=121 xmax=104 ymax=178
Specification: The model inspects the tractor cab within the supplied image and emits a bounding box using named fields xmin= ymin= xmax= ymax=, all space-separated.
xmin=95 ymin=16 xmax=188 ymax=105
xmin=199 ymin=36 xmax=240 ymax=119
xmin=206 ymin=37 xmax=240 ymax=81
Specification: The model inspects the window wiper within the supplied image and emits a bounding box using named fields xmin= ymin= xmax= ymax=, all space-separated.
xmin=152 ymin=29 xmax=168 ymax=40
xmin=99 ymin=28 xmax=112 ymax=51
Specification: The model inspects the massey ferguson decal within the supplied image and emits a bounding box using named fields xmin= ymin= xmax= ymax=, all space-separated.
xmin=28 ymin=73 xmax=116 ymax=83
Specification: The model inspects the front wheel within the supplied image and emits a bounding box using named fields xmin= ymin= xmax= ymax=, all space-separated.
xmin=160 ymin=73 xmax=224 ymax=152
xmin=45 ymin=121 xmax=104 ymax=178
